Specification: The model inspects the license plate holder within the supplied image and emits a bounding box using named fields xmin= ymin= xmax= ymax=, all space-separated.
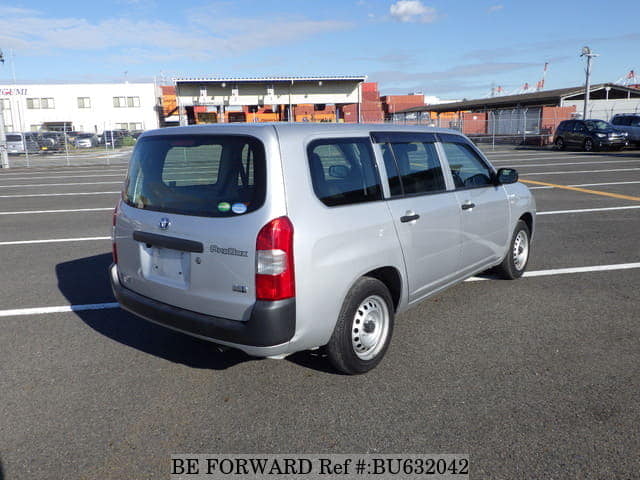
xmin=148 ymin=246 xmax=190 ymax=286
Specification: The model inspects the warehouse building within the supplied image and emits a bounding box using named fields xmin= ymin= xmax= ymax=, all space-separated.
xmin=394 ymin=83 xmax=640 ymax=144
xmin=0 ymin=83 xmax=160 ymax=134
xmin=173 ymin=76 xmax=369 ymax=124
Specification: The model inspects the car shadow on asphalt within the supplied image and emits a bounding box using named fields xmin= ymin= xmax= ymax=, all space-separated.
xmin=55 ymin=253 xmax=252 ymax=370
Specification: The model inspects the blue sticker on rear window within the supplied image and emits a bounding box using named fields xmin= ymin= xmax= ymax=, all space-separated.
xmin=232 ymin=203 xmax=247 ymax=214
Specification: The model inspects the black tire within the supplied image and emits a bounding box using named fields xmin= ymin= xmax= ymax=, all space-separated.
xmin=494 ymin=220 xmax=531 ymax=280
xmin=584 ymin=138 xmax=596 ymax=152
xmin=555 ymin=137 xmax=565 ymax=150
xmin=327 ymin=277 xmax=394 ymax=375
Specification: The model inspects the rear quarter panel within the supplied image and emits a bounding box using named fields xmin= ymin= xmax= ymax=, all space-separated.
xmin=276 ymin=127 xmax=406 ymax=350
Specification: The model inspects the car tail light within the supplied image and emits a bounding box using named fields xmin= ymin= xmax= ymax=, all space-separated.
xmin=255 ymin=216 xmax=295 ymax=301
xmin=111 ymin=203 xmax=119 ymax=264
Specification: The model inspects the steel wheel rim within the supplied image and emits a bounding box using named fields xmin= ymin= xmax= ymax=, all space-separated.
xmin=513 ymin=230 xmax=529 ymax=271
xmin=351 ymin=295 xmax=389 ymax=360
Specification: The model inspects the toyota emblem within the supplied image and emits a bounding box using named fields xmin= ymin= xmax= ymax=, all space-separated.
xmin=159 ymin=217 xmax=171 ymax=230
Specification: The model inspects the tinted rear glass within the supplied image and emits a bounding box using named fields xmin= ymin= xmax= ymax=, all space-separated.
xmin=123 ymin=134 xmax=266 ymax=217
xmin=6 ymin=135 xmax=22 ymax=142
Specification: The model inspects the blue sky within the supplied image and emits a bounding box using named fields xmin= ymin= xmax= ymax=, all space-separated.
xmin=0 ymin=0 xmax=638 ymax=99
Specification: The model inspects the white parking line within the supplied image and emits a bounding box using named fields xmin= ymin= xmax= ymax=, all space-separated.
xmin=490 ymin=155 xmax=636 ymax=163
xmin=0 ymin=208 xmax=113 ymax=215
xmin=0 ymin=236 xmax=110 ymax=246
xmin=537 ymin=205 xmax=640 ymax=215
xmin=522 ymin=168 xmax=640 ymax=176
xmin=502 ymin=159 xmax=640 ymax=168
xmin=0 ymin=303 xmax=120 ymax=318
xmin=466 ymin=262 xmax=640 ymax=282
xmin=1 ymin=262 xmax=639 ymax=318
xmin=0 ymin=181 xmax=122 ymax=188
xmin=0 ymin=191 xmax=119 ymax=198
xmin=0 ymin=173 xmax=125 ymax=181
xmin=529 ymin=181 xmax=640 ymax=190
xmin=0 ymin=168 xmax=126 ymax=176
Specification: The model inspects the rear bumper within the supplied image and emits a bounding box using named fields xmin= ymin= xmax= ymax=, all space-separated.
xmin=109 ymin=264 xmax=295 ymax=353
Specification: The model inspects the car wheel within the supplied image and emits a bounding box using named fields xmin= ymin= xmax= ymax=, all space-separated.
xmin=555 ymin=137 xmax=565 ymax=150
xmin=494 ymin=220 xmax=531 ymax=280
xmin=327 ymin=277 xmax=394 ymax=375
xmin=584 ymin=138 xmax=596 ymax=152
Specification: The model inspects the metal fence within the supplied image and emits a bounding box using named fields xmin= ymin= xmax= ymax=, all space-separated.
xmin=386 ymin=102 xmax=640 ymax=148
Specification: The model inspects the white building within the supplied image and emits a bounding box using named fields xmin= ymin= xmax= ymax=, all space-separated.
xmin=0 ymin=83 xmax=160 ymax=134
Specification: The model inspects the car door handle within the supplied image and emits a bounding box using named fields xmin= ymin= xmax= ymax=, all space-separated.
xmin=400 ymin=213 xmax=420 ymax=223
xmin=461 ymin=202 xmax=476 ymax=210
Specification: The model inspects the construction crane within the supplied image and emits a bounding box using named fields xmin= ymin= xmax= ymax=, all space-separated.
xmin=487 ymin=62 xmax=549 ymax=97
xmin=536 ymin=62 xmax=548 ymax=91
xmin=614 ymin=69 xmax=638 ymax=86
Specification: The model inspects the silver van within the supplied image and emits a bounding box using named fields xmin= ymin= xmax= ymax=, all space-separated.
xmin=610 ymin=114 xmax=640 ymax=146
xmin=111 ymin=124 xmax=536 ymax=374
xmin=6 ymin=132 xmax=42 ymax=155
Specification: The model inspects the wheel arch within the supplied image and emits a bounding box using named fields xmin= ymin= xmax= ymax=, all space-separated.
xmin=362 ymin=266 xmax=403 ymax=312
xmin=519 ymin=212 xmax=534 ymax=238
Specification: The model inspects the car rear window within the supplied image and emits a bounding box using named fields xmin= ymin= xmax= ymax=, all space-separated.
xmin=6 ymin=135 xmax=22 ymax=142
xmin=123 ymin=134 xmax=266 ymax=217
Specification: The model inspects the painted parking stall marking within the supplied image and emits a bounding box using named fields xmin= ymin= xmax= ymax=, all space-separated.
xmin=0 ymin=236 xmax=111 ymax=246
xmin=521 ymin=179 xmax=640 ymax=202
xmin=538 ymin=205 xmax=640 ymax=215
xmin=0 ymin=208 xmax=114 ymax=216
xmin=2 ymin=262 xmax=639 ymax=318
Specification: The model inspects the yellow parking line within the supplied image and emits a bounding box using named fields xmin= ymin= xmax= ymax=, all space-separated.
xmin=521 ymin=179 xmax=640 ymax=202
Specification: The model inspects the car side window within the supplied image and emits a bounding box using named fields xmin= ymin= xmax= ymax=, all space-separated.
xmin=441 ymin=142 xmax=493 ymax=189
xmin=574 ymin=122 xmax=587 ymax=133
xmin=383 ymin=141 xmax=445 ymax=195
xmin=308 ymin=138 xmax=382 ymax=207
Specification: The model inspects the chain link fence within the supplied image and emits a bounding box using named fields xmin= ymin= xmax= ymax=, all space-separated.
xmin=386 ymin=100 xmax=640 ymax=148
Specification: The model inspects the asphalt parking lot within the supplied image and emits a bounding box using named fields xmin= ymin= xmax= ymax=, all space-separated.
xmin=1 ymin=145 xmax=639 ymax=479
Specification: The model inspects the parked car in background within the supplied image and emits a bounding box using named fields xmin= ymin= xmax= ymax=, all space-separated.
xmin=130 ymin=130 xmax=144 ymax=139
xmin=74 ymin=133 xmax=100 ymax=148
xmin=5 ymin=132 xmax=44 ymax=155
xmin=101 ymin=129 xmax=129 ymax=147
xmin=40 ymin=132 xmax=69 ymax=152
xmin=610 ymin=113 xmax=640 ymax=147
xmin=554 ymin=119 xmax=629 ymax=151
xmin=111 ymin=123 xmax=536 ymax=374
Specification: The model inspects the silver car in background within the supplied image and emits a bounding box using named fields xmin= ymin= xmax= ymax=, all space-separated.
xmin=111 ymin=123 xmax=536 ymax=374
xmin=74 ymin=133 xmax=100 ymax=148
xmin=5 ymin=132 xmax=42 ymax=155
xmin=611 ymin=113 xmax=640 ymax=147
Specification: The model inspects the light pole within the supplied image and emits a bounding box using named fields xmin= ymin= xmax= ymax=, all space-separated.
xmin=0 ymin=48 xmax=9 ymax=168
xmin=580 ymin=46 xmax=599 ymax=120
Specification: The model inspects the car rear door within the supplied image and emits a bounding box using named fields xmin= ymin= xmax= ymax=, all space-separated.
xmin=372 ymin=132 xmax=463 ymax=302
xmin=438 ymin=133 xmax=510 ymax=274
xmin=115 ymin=131 xmax=280 ymax=321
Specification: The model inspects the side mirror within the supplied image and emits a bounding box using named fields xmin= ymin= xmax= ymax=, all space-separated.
xmin=496 ymin=168 xmax=518 ymax=185
xmin=328 ymin=164 xmax=349 ymax=179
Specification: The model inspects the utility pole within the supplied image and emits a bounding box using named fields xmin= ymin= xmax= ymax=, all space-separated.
xmin=0 ymin=98 xmax=9 ymax=168
xmin=581 ymin=46 xmax=599 ymax=119
xmin=0 ymin=48 xmax=9 ymax=168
